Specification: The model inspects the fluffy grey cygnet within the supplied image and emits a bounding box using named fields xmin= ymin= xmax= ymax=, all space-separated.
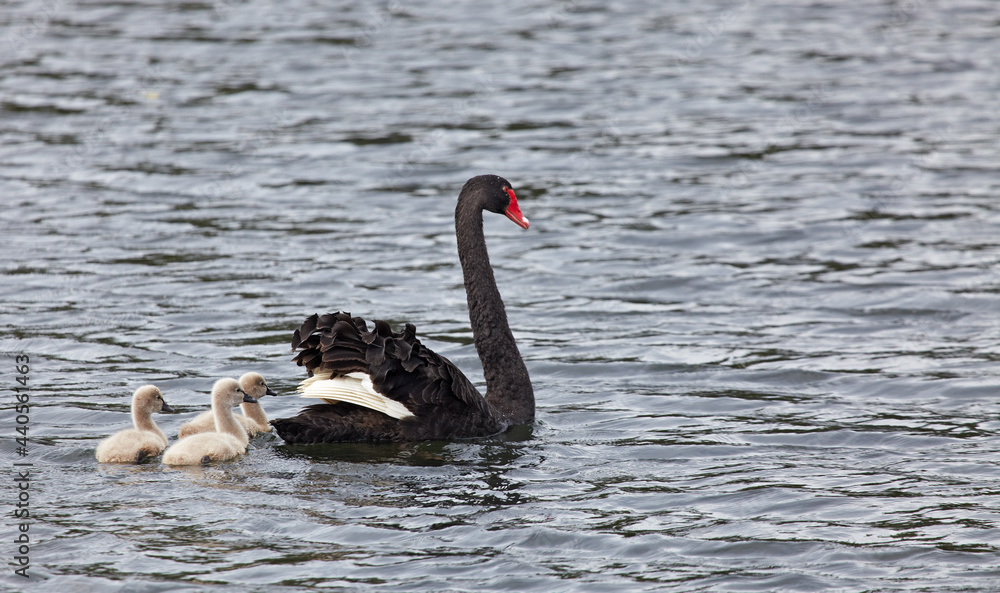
xmin=177 ymin=372 xmax=277 ymax=438
xmin=162 ymin=378 xmax=256 ymax=466
xmin=95 ymin=385 xmax=174 ymax=463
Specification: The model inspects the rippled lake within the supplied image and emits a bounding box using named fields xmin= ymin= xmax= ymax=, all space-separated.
xmin=2 ymin=0 xmax=999 ymax=591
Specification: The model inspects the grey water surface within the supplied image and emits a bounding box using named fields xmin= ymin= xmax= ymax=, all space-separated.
xmin=2 ymin=0 xmax=999 ymax=591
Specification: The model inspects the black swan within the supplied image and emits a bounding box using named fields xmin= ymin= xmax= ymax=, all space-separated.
xmin=271 ymin=174 xmax=534 ymax=443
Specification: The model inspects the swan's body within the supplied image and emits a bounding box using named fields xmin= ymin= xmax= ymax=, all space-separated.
xmin=162 ymin=378 xmax=256 ymax=465
xmin=96 ymin=385 xmax=173 ymax=463
xmin=177 ymin=372 xmax=277 ymax=438
xmin=271 ymin=174 xmax=534 ymax=444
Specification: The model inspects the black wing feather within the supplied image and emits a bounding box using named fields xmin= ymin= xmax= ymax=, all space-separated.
xmin=276 ymin=311 xmax=500 ymax=443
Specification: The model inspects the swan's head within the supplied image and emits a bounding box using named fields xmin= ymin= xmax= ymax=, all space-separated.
xmin=133 ymin=385 xmax=173 ymax=414
xmin=240 ymin=372 xmax=278 ymax=401
xmin=464 ymin=174 xmax=530 ymax=229
xmin=212 ymin=377 xmax=256 ymax=407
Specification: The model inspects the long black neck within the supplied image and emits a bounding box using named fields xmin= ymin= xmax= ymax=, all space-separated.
xmin=455 ymin=196 xmax=534 ymax=425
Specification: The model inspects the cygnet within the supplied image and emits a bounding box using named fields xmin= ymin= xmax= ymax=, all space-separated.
xmin=162 ymin=378 xmax=256 ymax=466
xmin=96 ymin=385 xmax=173 ymax=463
xmin=177 ymin=372 xmax=277 ymax=439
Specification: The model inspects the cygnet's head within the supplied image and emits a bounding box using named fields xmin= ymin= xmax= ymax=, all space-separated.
xmin=133 ymin=385 xmax=173 ymax=414
xmin=239 ymin=372 xmax=278 ymax=401
xmin=212 ymin=377 xmax=256 ymax=407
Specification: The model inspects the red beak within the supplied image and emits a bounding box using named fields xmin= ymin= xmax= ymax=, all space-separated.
xmin=503 ymin=188 xmax=530 ymax=229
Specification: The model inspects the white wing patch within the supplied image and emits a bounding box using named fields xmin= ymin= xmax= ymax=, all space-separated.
xmin=298 ymin=371 xmax=415 ymax=420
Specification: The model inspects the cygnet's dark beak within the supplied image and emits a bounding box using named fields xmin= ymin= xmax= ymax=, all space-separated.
xmin=265 ymin=386 xmax=278 ymax=396
xmin=242 ymin=392 xmax=257 ymax=404
xmin=160 ymin=401 xmax=175 ymax=413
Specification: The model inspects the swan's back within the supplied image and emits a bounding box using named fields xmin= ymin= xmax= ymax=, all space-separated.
xmin=271 ymin=312 xmax=501 ymax=443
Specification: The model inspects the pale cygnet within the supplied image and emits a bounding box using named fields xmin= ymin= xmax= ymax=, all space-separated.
xmin=96 ymin=385 xmax=174 ymax=463
xmin=177 ymin=372 xmax=277 ymax=439
xmin=162 ymin=378 xmax=257 ymax=466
